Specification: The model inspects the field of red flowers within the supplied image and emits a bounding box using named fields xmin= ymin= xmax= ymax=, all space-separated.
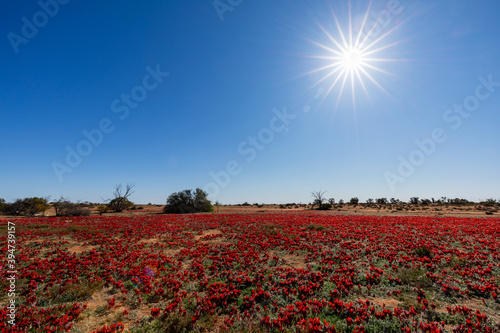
xmin=1 ymin=213 xmax=500 ymax=332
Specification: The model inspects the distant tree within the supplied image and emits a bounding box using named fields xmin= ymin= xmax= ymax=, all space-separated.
xmin=106 ymin=184 xmax=135 ymax=212
xmin=410 ymin=197 xmax=420 ymax=205
xmin=338 ymin=199 xmax=344 ymax=205
xmin=320 ymin=203 xmax=332 ymax=210
xmin=376 ymin=198 xmax=388 ymax=204
xmin=164 ymin=188 xmax=213 ymax=214
xmin=420 ymin=199 xmax=431 ymax=206
xmin=0 ymin=198 xmax=5 ymax=213
xmin=214 ymin=201 xmax=221 ymax=213
xmin=390 ymin=198 xmax=399 ymax=204
xmin=311 ymin=190 xmax=326 ymax=210
xmin=4 ymin=197 xmax=49 ymax=217
xmin=480 ymin=198 xmax=497 ymax=207
xmin=53 ymin=197 xmax=91 ymax=216
xmin=449 ymin=198 xmax=470 ymax=206
xmin=349 ymin=197 xmax=359 ymax=205
xmin=328 ymin=198 xmax=335 ymax=205
xmin=366 ymin=198 xmax=374 ymax=205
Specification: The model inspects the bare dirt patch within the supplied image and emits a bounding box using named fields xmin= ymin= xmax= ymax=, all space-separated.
xmin=67 ymin=244 xmax=97 ymax=254
xmin=367 ymin=297 xmax=401 ymax=309
xmin=282 ymin=253 xmax=309 ymax=270
xmin=194 ymin=229 xmax=223 ymax=241
xmin=138 ymin=238 xmax=159 ymax=244
xmin=194 ymin=229 xmax=231 ymax=245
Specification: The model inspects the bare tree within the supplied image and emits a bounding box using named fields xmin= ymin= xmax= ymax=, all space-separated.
xmin=311 ymin=190 xmax=326 ymax=210
xmin=107 ymin=183 xmax=135 ymax=212
xmin=214 ymin=201 xmax=221 ymax=214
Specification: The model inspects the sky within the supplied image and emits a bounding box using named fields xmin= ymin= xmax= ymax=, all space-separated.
xmin=1 ymin=0 xmax=499 ymax=205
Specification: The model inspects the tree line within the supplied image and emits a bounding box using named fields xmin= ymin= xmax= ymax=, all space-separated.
xmin=0 ymin=184 xmax=213 ymax=217
xmin=310 ymin=190 xmax=498 ymax=210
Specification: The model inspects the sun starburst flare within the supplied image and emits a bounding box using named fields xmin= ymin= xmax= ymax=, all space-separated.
xmin=306 ymin=1 xmax=408 ymax=110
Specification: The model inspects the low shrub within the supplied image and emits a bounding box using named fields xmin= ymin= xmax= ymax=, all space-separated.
xmin=414 ymin=246 xmax=432 ymax=258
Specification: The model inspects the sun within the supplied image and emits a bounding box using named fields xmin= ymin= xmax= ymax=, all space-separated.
xmin=305 ymin=1 xmax=407 ymax=109
xmin=341 ymin=47 xmax=365 ymax=71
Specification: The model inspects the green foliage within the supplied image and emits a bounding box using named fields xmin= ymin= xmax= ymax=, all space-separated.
xmin=410 ymin=197 xmax=419 ymax=205
xmin=108 ymin=197 xmax=134 ymax=212
xmin=107 ymin=183 xmax=135 ymax=212
xmin=130 ymin=312 xmax=216 ymax=333
xmin=398 ymin=268 xmax=433 ymax=288
xmin=420 ymin=199 xmax=432 ymax=205
xmin=38 ymin=280 xmax=104 ymax=306
xmin=4 ymin=197 xmax=49 ymax=216
xmin=164 ymin=188 xmax=213 ymax=214
xmin=448 ymin=198 xmax=472 ymax=206
xmin=307 ymin=223 xmax=327 ymax=231
xmin=97 ymin=204 xmax=108 ymax=215
xmin=415 ymin=246 xmax=432 ymax=258
xmin=349 ymin=197 xmax=359 ymax=205
xmin=318 ymin=203 xmax=332 ymax=210
xmin=376 ymin=198 xmax=388 ymax=204
xmin=480 ymin=199 xmax=498 ymax=207
xmin=54 ymin=197 xmax=91 ymax=216
xmin=362 ymin=316 xmax=404 ymax=333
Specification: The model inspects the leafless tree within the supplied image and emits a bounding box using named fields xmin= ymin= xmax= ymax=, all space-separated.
xmin=105 ymin=183 xmax=135 ymax=212
xmin=311 ymin=190 xmax=326 ymax=210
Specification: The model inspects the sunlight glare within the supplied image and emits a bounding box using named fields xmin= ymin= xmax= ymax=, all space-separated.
xmin=305 ymin=1 xmax=408 ymax=109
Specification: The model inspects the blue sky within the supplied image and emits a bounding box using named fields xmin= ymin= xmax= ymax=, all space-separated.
xmin=1 ymin=0 xmax=499 ymax=205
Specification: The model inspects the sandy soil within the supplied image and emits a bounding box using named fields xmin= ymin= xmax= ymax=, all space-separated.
xmin=1 ymin=203 xmax=498 ymax=220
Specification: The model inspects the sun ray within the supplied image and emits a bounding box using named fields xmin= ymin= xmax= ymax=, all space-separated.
xmin=358 ymin=66 xmax=391 ymax=97
xmin=331 ymin=11 xmax=349 ymax=50
xmin=309 ymin=65 xmax=346 ymax=87
xmin=360 ymin=17 xmax=410 ymax=53
xmin=307 ymin=37 xmax=344 ymax=56
xmin=354 ymin=67 xmax=370 ymax=100
xmin=350 ymin=69 xmax=356 ymax=111
xmin=354 ymin=0 xmax=373 ymax=47
xmin=361 ymin=63 xmax=398 ymax=77
xmin=336 ymin=69 xmax=350 ymax=108
xmin=362 ymin=40 xmax=404 ymax=57
xmin=320 ymin=67 xmax=348 ymax=105
xmin=305 ymin=0 xmax=407 ymax=108
xmin=312 ymin=18 xmax=345 ymax=51
xmin=348 ymin=2 xmax=353 ymax=48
